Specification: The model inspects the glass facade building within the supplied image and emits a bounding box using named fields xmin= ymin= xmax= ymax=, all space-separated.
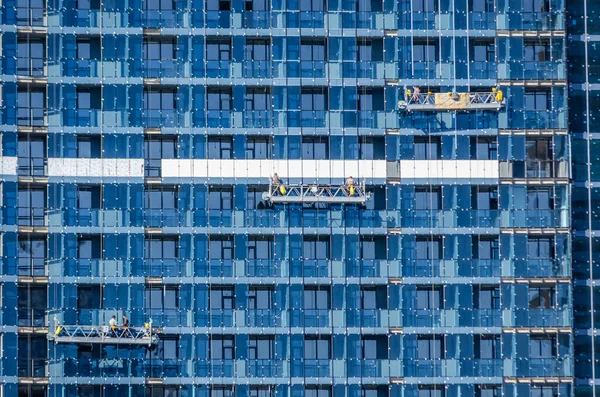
xmin=569 ymin=1 xmax=600 ymax=397
xmin=0 ymin=0 xmax=578 ymax=396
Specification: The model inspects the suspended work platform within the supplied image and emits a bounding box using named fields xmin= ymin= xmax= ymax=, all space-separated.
xmin=398 ymin=89 xmax=505 ymax=111
xmin=263 ymin=181 xmax=372 ymax=204
xmin=49 ymin=323 xmax=158 ymax=345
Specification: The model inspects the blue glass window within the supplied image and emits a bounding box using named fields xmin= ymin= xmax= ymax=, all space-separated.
xmin=362 ymin=387 xmax=388 ymax=397
xmin=360 ymin=236 xmax=386 ymax=260
xmin=523 ymin=0 xmax=549 ymax=12
xmin=78 ymin=285 xmax=102 ymax=309
xmin=247 ymin=186 xmax=269 ymax=209
xmin=78 ymin=236 xmax=101 ymax=260
xmin=17 ymin=38 xmax=45 ymax=76
xmin=18 ymin=187 xmax=45 ymax=226
xmin=524 ymin=40 xmax=550 ymax=62
xmin=18 ymin=135 xmax=46 ymax=176
xmin=248 ymin=287 xmax=273 ymax=309
xmin=301 ymin=39 xmax=326 ymax=60
xmin=417 ymin=336 xmax=443 ymax=359
xmin=526 ymin=138 xmax=552 ymax=161
xmin=472 ymin=187 xmax=498 ymax=210
xmin=18 ymin=335 xmax=46 ymax=377
xmin=418 ymin=387 xmax=444 ymax=397
xmin=415 ymin=187 xmax=441 ymax=210
xmin=145 ymin=286 xmax=179 ymax=309
xmin=525 ymin=90 xmax=551 ymax=111
xmin=77 ymin=39 xmax=91 ymax=59
xmin=145 ymin=0 xmax=175 ymax=10
xmin=145 ymin=187 xmax=177 ymax=210
xmin=210 ymin=336 xmax=235 ymax=359
xmin=207 ymin=38 xmax=231 ymax=60
xmin=207 ymin=0 xmax=231 ymax=11
xmin=357 ymin=39 xmax=383 ymax=62
xmin=471 ymin=41 xmax=495 ymax=62
xmin=527 ymin=187 xmax=553 ymax=209
xmin=475 ymin=386 xmax=501 ymax=397
xmin=210 ymin=286 xmax=235 ymax=309
xmin=145 ymin=38 xmax=176 ymax=61
xmin=305 ymin=387 xmax=332 ymax=397
xmin=249 ymin=336 xmax=275 ymax=359
xmin=207 ymin=136 xmax=233 ymax=159
xmin=359 ymin=137 xmax=385 ymax=160
xmin=413 ymin=41 xmax=438 ymax=61
xmin=302 ymin=136 xmax=329 ymax=159
xmin=144 ymin=136 xmax=176 ymax=177
xmin=244 ymin=38 xmax=270 ymax=60
xmin=209 ymin=237 xmax=234 ymax=259
xmin=246 ymin=137 xmax=273 ymax=159
xmin=470 ymin=137 xmax=497 ymax=160
xmin=414 ymin=137 xmax=441 ymax=160
xmin=16 ymin=0 xmax=45 ymax=26
xmin=304 ymin=286 xmax=330 ymax=309
xmin=303 ymin=236 xmax=330 ymax=259
xmin=244 ymin=0 xmax=268 ymax=11
xmin=18 ymin=285 xmax=46 ymax=326
xmin=78 ymin=386 xmax=103 ymax=397
xmin=145 ymin=237 xmax=178 ymax=259
xmin=208 ymin=88 xmax=232 ymax=110
xmin=246 ymin=88 xmax=271 ymax=110
xmin=300 ymin=0 xmax=324 ymax=11
xmin=301 ymin=88 xmax=327 ymax=111
xmin=528 ymin=237 xmax=553 ymax=259
xmin=416 ymin=286 xmax=442 ymax=309
xmin=248 ymin=236 xmax=273 ymax=259
xmin=470 ymin=0 xmax=493 ymax=12
xmin=148 ymin=338 xmax=178 ymax=361
xmin=475 ymin=335 xmax=500 ymax=359
xmin=361 ymin=286 xmax=387 ymax=309
xmin=415 ymin=236 xmax=442 ymax=259
xmin=305 ymin=336 xmax=331 ymax=359
xmin=147 ymin=386 xmax=181 ymax=397
xmin=250 ymin=387 xmax=275 ymax=397
xmin=474 ymin=286 xmax=500 ymax=309
xmin=18 ymin=236 xmax=46 ymax=276
xmin=412 ymin=0 xmax=436 ymax=11
xmin=208 ymin=186 xmax=233 ymax=209
xmin=530 ymin=336 xmax=556 ymax=358
xmin=18 ymin=88 xmax=46 ymax=126
xmin=473 ymin=236 xmax=499 ymax=259
xmin=529 ymin=286 xmax=556 ymax=308
xmin=530 ymin=386 xmax=558 ymax=397
xmin=76 ymin=135 xmax=101 ymax=158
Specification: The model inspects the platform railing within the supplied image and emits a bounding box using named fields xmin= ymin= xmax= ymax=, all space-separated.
xmin=262 ymin=181 xmax=371 ymax=204
xmin=49 ymin=318 xmax=157 ymax=345
xmin=398 ymin=91 xmax=505 ymax=111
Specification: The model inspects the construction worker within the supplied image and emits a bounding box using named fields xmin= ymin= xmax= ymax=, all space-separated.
xmin=109 ymin=315 xmax=117 ymax=336
xmin=346 ymin=176 xmax=355 ymax=196
xmin=412 ymin=86 xmax=421 ymax=102
xmin=272 ymin=173 xmax=286 ymax=195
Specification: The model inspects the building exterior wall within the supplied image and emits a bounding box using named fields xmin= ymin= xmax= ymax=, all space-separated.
xmin=568 ymin=1 xmax=600 ymax=396
xmin=0 ymin=0 xmax=573 ymax=396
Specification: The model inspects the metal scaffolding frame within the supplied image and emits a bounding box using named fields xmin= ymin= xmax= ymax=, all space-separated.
xmin=49 ymin=322 xmax=158 ymax=345
xmin=262 ymin=181 xmax=372 ymax=204
xmin=398 ymin=90 xmax=506 ymax=111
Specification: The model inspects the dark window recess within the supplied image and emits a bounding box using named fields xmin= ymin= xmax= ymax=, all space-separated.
xmin=302 ymin=136 xmax=329 ymax=159
xmin=209 ymin=236 xmax=234 ymax=259
xmin=207 ymin=38 xmax=232 ymax=61
xmin=473 ymin=286 xmax=500 ymax=309
xmin=210 ymin=286 xmax=235 ymax=309
xmin=207 ymin=136 xmax=233 ymax=159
